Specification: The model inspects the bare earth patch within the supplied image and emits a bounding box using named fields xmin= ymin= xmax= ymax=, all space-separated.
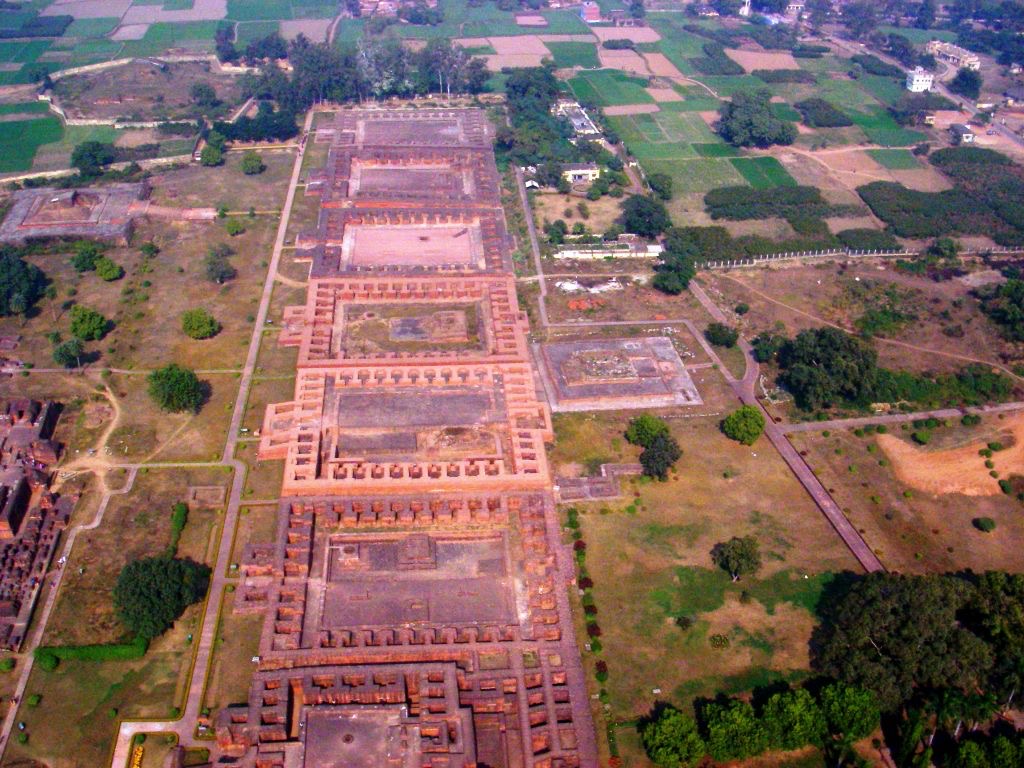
xmin=877 ymin=413 xmax=1024 ymax=497
xmin=484 ymin=53 xmax=548 ymax=70
xmin=515 ymin=13 xmax=547 ymax=26
xmin=604 ymin=103 xmax=660 ymax=116
xmin=280 ymin=19 xmax=332 ymax=42
xmin=598 ymin=48 xmax=650 ymax=74
xmin=725 ymin=47 xmax=799 ymax=71
xmin=41 ymin=0 xmax=132 ymax=18
xmin=121 ymin=0 xmax=226 ymax=23
xmin=590 ymin=25 xmax=660 ymax=43
xmin=642 ymin=52 xmax=685 ymax=78
xmin=646 ymin=86 xmax=682 ymax=102
xmin=110 ymin=23 xmax=149 ymax=40
xmin=824 ymin=215 xmax=882 ymax=233
xmin=490 ymin=35 xmax=550 ymax=55
xmin=113 ymin=128 xmax=160 ymax=147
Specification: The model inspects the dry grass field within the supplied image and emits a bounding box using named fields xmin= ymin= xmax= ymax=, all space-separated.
xmin=790 ymin=419 xmax=1024 ymax=573
xmin=531 ymin=190 xmax=628 ymax=235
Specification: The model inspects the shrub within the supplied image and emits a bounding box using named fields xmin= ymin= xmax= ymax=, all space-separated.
xmin=200 ymin=144 xmax=223 ymax=167
xmin=735 ymin=302 xmax=749 ymax=315
xmin=705 ymin=322 xmax=739 ymax=348
xmin=837 ymin=228 xmax=900 ymax=251
xmin=624 ymin=414 xmax=670 ymax=447
xmin=69 ymin=305 xmax=110 ymax=341
xmin=181 ymin=308 xmax=220 ymax=340
xmin=795 ymin=97 xmax=853 ymax=128
xmin=705 ymin=185 xmax=832 ymax=220
xmin=26 ymin=694 xmax=41 ymax=707
xmin=240 ymin=150 xmax=265 ymax=175
xmin=225 ymin=218 xmax=245 ymax=236
xmin=0 ymin=657 xmax=14 ymax=671
xmin=851 ymin=54 xmax=902 ymax=77
xmin=912 ymin=430 xmax=931 ymax=445
xmin=722 ymin=406 xmax=766 ymax=445
xmin=94 ymin=256 xmax=124 ymax=282
xmin=70 ymin=240 xmax=103 ymax=272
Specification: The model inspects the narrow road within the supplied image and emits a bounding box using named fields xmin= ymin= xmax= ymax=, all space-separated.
xmin=109 ymin=111 xmax=314 ymax=765
xmin=690 ymin=280 xmax=885 ymax=573
xmin=0 ymin=468 xmax=139 ymax=750
xmin=514 ymin=166 xmax=550 ymax=329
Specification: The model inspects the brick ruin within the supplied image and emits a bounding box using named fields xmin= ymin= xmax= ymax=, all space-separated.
xmin=218 ymin=109 xmax=598 ymax=767
xmin=0 ymin=185 xmax=146 ymax=245
xmin=0 ymin=399 xmax=73 ymax=651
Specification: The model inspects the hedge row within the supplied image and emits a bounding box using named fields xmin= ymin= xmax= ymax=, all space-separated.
xmin=704 ymin=185 xmax=838 ymax=220
xmin=35 ymin=636 xmax=148 ymax=667
xmin=753 ymin=69 xmax=817 ymax=84
xmin=851 ymin=53 xmax=903 ymax=77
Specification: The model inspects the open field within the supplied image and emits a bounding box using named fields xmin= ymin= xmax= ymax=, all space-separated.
xmin=790 ymin=420 xmax=1024 ymax=573
xmin=560 ymin=412 xmax=859 ymax=724
xmin=868 ymin=148 xmax=921 ymax=169
xmin=701 ymin=261 xmax=1022 ymax=376
xmin=202 ymin=589 xmax=263 ymax=714
xmin=530 ymin=190 xmax=628 ymax=235
xmin=569 ymin=69 xmax=654 ymax=107
xmin=0 ymin=115 xmax=63 ymax=172
xmin=730 ymin=156 xmax=797 ymax=188
xmin=546 ymin=41 xmax=599 ymax=69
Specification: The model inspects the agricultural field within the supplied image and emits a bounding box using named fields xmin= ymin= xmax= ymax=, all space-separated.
xmin=569 ymin=69 xmax=653 ymax=107
xmin=868 ymin=148 xmax=922 ymax=169
xmin=0 ymin=113 xmax=63 ymax=173
xmin=730 ymin=156 xmax=797 ymax=188
xmin=547 ymin=41 xmax=599 ymax=69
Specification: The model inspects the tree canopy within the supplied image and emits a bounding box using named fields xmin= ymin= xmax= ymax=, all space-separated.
xmin=147 ymin=364 xmax=204 ymax=413
xmin=777 ymin=327 xmax=878 ymax=410
xmin=704 ymin=322 xmax=738 ymax=348
xmin=70 ymin=140 xmax=116 ymax=177
xmin=641 ymin=706 xmax=706 ymax=767
xmin=181 ymin=308 xmax=221 ymax=340
xmin=69 ymin=305 xmax=109 ymax=341
xmin=640 ymin=432 xmax=682 ymax=480
xmin=711 ymin=536 xmax=761 ymax=581
xmin=980 ymin=278 xmax=1024 ymax=341
xmin=240 ymin=150 xmax=265 ymax=175
xmin=0 ymin=250 xmax=46 ymax=317
xmin=625 ymin=414 xmax=670 ymax=448
xmin=621 ymin=195 xmax=671 ymax=238
xmin=717 ymin=89 xmax=797 ymax=149
xmin=721 ymin=405 xmax=766 ymax=445
xmin=949 ymin=67 xmax=983 ymax=100
xmin=113 ymin=556 xmax=210 ymax=639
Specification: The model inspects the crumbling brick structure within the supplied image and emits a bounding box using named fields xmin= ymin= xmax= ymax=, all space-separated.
xmin=220 ymin=109 xmax=598 ymax=767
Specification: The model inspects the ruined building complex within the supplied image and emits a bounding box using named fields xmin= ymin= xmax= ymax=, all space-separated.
xmin=0 ymin=399 xmax=73 ymax=651
xmin=217 ymin=108 xmax=598 ymax=767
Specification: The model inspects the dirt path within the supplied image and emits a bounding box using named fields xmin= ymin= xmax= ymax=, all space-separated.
xmin=719 ymin=273 xmax=1024 ymax=383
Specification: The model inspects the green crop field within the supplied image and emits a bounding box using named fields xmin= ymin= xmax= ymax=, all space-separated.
xmin=693 ymin=142 xmax=738 ymax=157
xmin=869 ymin=148 xmax=921 ymax=169
xmin=227 ymin=0 xmax=291 ymax=20
xmin=119 ymin=21 xmax=219 ymax=56
xmin=730 ymin=156 xmax=797 ymax=188
xmin=236 ymin=20 xmax=280 ymax=45
xmin=568 ymin=69 xmax=653 ymax=106
xmin=879 ymin=25 xmax=957 ymax=44
xmin=849 ymin=106 xmax=926 ymax=147
xmin=546 ymin=41 xmax=599 ymax=69
xmin=0 ymin=101 xmax=50 ymax=116
xmin=647 ymin=156 xmax=745 ymax=194
xmin=62 ymin=17 xmax=120 ymax=37
xmin=0 ymin=116 xmax=63 ymax=173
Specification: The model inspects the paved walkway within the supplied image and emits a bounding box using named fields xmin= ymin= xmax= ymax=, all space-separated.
xmin=106 ymin=111 xmax=314 ymax=768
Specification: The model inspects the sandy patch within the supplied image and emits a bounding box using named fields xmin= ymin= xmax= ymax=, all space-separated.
xmin=795 ymin=122 xmax=815 ymax=135
xmin=121 ymin=0 xmax=226 ymax=23
xmin=455 ymin=37 xmax=491 ymax=48
xmin=877 ymin=414 xmax=1024 ymax=497
xmin=598 ymin=48 xmax=649 ymax=75
xmin=111 ymin=23 xmax=149 ymax=40
xmin=824 ymin=215 xmax=881 ymax=233
xmin=41 ymin=0 xmax=131 ymax=18
xmin=604 ymin=103 xmax=660 ymax=116
xmin=645 ymin=87 xmax=681 ymax=102
xmin=590 ymin=25 xmax=660 ymax=43
xmin=280 ymin=18 xmax=331 ymax=42
xmin=725 ymin=47 xmax=799 ymax=72
xmin=114 ymin=128 xmax=161 ymax=147
xmin=484 ymin=53 xmax=548 ymax=71
xmin=698 ymin=110 xmax=719 ymax=128
xmin=890 ymin=166 xmax=954 ymax=192
xmin=489 ymin=35 xmax=550 ymax=55
xmin=642 ymin=52 xmax=684 ymax=78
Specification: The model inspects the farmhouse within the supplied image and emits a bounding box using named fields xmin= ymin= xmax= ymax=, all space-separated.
xmin=905 ymin=67 xmax=934 ymax=92
xmin=927 ymin=40 xmax=981 ymax=71
xmin=561 ymin=162 xmax=601 ymax=183
xmin=950 ymin=123 xmax=976 ymax=144
xmin=580 ymin=1 xmax=602 ymax=22
xmin=553 ymin=98 xmax=601 ymax=137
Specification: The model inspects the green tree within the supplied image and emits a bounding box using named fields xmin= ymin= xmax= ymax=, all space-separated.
xmin=711 ymin=535 xmax=761 ymax=581
xmin=950 ymin=68 xmax=983 ymax=100
xmin=0 ymin=251 xmax=46 ymax=317
xmin=69 ymin=305 xmax=109 ymax=341
xmin=763 ymin=688 xmax=827 ymax=750
xmin=778 ymin=327 xmax=879 ymax=410
xmin=181 ymin=308 xmax=221 ymax=340
xmin=189 ymin=82 xmax=217 ymax=108
xmin=200 ymin=143 xmax=224 ymax=167
xmin=718 ymin=89 xmax=797 ymax=149
xmin=648 ymin=172 xmax=673 ymax=201
xmin=704 ymin=322 xmax=738 ymax=348
xmin=818 ymin=682 xmax=879 ymax=740
xmin=52 ymin=338 xmax=83 ymax=368
xmin=980 ymin=279 xmax=1024 ymax=341
xmin=147 ymin=364 xmax=204 ymax=413
xmin=641 ymin=706 xmax=706 ymax=767
xmin=625 ymin=414 xmax=670 ymax=447
xmin=240 ymin=150 xmax=265 ymax=175
xmin=621 ymin=195 xmax=671 ymax=238
xmin=94 ymin=256 xmax=124 ymax=281
xmin=702 ymin=698 xmax=768 ymax=762
xmin=639 ymin=432 xmax=682 ymax=480
xmin=113 ymin=556 xmax=210 ymax=639
xmin=721 ymin=405 xmax=766 ymax=445
xmin=70 ymin=240 xmax=103 ymax=272
xmin=203 ymin=244 xmax=237 ymax=284
xmin=842 ymin=0 xmax=879 ymax=38
xmin=751 ymin=331 xmax=784 ymax=362
xmin=225 ymin=218 xmax=245 ymax=236
xmin=70 ymin=141 xmax=116 ymax=177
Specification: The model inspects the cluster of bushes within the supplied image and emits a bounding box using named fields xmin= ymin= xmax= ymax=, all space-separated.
xmin=625 ymin=414 xmax=681 ymax=480
xmin=656 ymin=224 xmax=859 ymax=264
xmin=705 ymin=322 xmax=738 ymax=348
xmin=211 ymin=102 xmax=298 ymax=143
xmin=0 ymin=246 xmax=47 ymax=318
xmin=889 ymin=91 xmax=955 ymax=126
xmin=850 ymin=53 xmax=903 ymax=77
xmin=760 ymin=327 xmax=1015 ymax=410
xmin=717 ymin=89 xmax=796 ymax=148
xmin=166 ymin=502 xmax=188 ymax=557
xmin=791 ymin=43 xmax=829 ymax=58
xmin=794 ymin=97 xmax=853 ymax=128
xmin=652 ymin=227 xmax=698 ymax=295
xmin=70 ymin=241 xmax=123 ymax=281
xmin=753 ymin=69 xmax=816 ymax=84
xmin=859 ymin=147 xmax=1024 ymax=245
xmin=642 ymin=682 xmax=880 ymax=768
xmin=602 ymin=38 xmax=636 ymax=50
xmin=836 ymin=228 xmax=900 ymax=251
xmin=690 ymin=42 xmax=744 ymax=75
xmin=978 ymin=277 xmax=1024 ymax=341
xmin=705 ymin=185 xmax=837 ymax=220
xmin=0 ymin=13 xmax=71 ymax=38
xmin=70 ymin=140 xmax=161 ymax=177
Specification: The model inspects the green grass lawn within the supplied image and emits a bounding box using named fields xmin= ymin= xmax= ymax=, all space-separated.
xmin=546 ymin=41 xmax=599 ymax=69
xmin=647 ymin=15 xmax=706 ymax=76
xmin=771 ymin=102 xmax=801 ymax=122
xmin=849 ymin=106 xmax=926 ymax=147
xmin=28 ymin=124 xmax=119 ymax=173
xmin=693 ymin=142 xmax=738 ymax=157
xmin=332 ymin=18 xmax=365 ymax=43
xmin=646 ymin=156 xmax=745 ymax=194
xmin=0 ymin=116 xmax=63 ymax=173
xmin=235 ymin=20 xmax=281 ymax=45
xmin=569 ymin=69 xmax=653 ymax=106
xmin=879 ymin=25 xmax=957 ymax=44
xmin=227 ymin=0 xmax=291 ymax=20
xmin=0 ymin=101 xmax=50 ymax=115
xmin=730 ymin=156 xmax=797 ymax=188
xmin=868 ymin=148 xmax=921 ymax=169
